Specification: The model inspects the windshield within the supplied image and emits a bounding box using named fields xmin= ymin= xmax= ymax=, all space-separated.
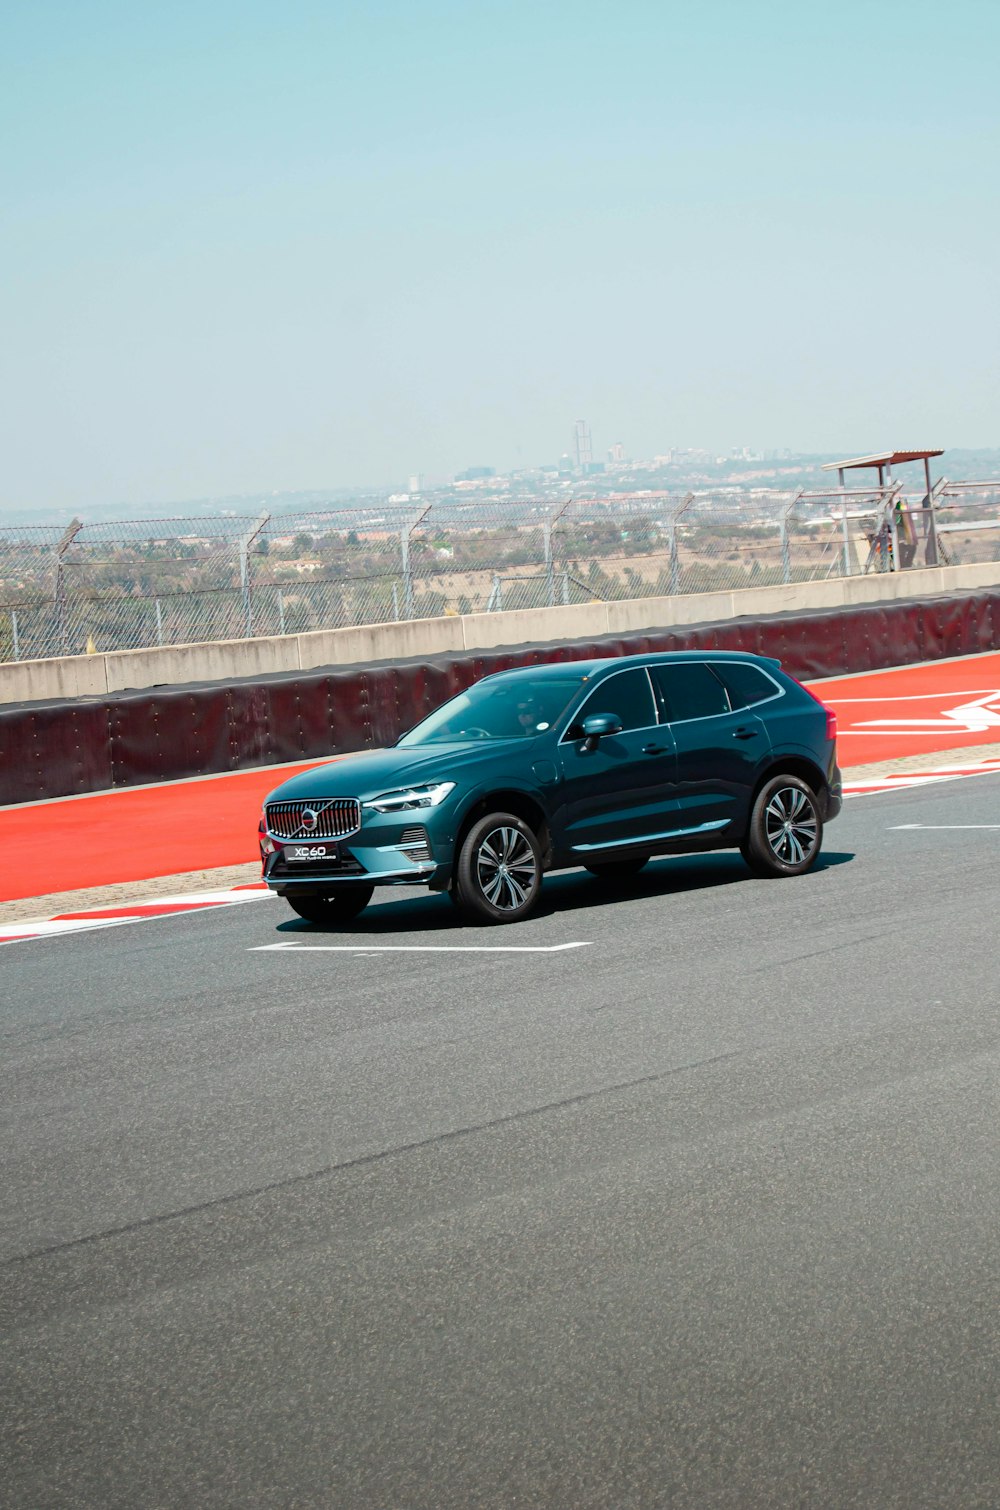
xmin=399 ymin=674 xmax=586 ymax=746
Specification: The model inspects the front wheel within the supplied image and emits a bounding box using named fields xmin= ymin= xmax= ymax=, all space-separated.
xmin=741 ymin=776 xmax=822 ymax=878
xmin=286 ymin=885 xmax=375 ymax=925
xmin=453 ymin=813 xmax=542 ymax=924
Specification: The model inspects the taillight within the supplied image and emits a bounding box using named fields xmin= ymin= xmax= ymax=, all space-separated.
xmin=785 ymin=673 xmax=837 ymax=742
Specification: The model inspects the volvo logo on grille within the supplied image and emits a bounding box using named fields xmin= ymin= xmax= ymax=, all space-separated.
xmin=300 ymin=808 xmax=319 ymax=832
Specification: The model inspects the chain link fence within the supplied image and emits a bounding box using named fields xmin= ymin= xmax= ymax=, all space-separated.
xmin=3 ymin=485 xmax=999 ymax=663
xmin=929 ymin=483 xmax=1000 ymax=566
xmin=0 ymin=516 xmax=256 ymax=663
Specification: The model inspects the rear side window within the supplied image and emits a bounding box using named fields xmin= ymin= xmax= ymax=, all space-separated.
xmin=713 ymin=661 xmax=781 ymax=710
xmin=565 ymin=667 xmax=656 ymax=738
xmin=650 ymin=662 xmax=730 ymax=723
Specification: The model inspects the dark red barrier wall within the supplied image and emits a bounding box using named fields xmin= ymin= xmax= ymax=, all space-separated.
xmin=3 ymin=588 xmax=999 ymax=806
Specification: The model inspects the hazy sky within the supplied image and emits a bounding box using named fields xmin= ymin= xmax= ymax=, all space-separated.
xmin=2 ymin=0 xmax=998 ymax=510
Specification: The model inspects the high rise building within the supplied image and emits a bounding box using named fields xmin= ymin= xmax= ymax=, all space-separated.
xmin=573 ymin=420 xmax=592 ymax=470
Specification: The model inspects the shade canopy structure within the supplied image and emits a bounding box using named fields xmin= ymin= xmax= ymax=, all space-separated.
xmin=822 ymin=449 xmax=944 ymax=496
xmin=821 ymin=450 xmax=944 ymax=473
xmin=822 ymin=450 xmax=944 ymax=567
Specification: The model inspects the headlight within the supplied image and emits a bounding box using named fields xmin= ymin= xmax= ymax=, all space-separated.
xmin=258 ymin=808 xmax=275 ymax=858
xmin=363 ymin=781 xmax=455 ymax=813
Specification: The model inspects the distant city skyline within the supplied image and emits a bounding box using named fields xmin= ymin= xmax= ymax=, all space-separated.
xmin=2 ymin=1 xmax=998 ymax=513
xmin=5 ymin=441 xmax=1000 ymax=531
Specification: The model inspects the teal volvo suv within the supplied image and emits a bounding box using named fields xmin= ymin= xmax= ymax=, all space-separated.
xmin=259 ymin=651 xmax=842 ymax=926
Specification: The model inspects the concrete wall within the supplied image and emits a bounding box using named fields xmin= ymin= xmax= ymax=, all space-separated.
xmin=5 ymin=559 xmax=1000 ymax=707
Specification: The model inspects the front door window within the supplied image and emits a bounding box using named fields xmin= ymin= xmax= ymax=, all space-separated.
xmin=558 ymin=667 xmax=673 ymax=853
xmin=565 ymin=667 xmax=657 ymax=739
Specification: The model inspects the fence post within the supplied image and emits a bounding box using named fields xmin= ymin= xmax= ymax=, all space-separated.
xmin=781 ymin=492 xmax=801 ymax=584
xmin=667 ymin=493 xmax=694 ymax=594
xmin=400 ymin=504 xmax=431 ymax=619
xmin=51 ymin=519 xmax=83 ymax=655
xmin=155 ymin=598 xmax=164 ymax=646
xmin=487 ymin=573 xmax=503 ymax=612
xmin=887 ymin=484 xmax=902 ymax=572
xmin=925 ymin=477 xmax=947 ymax=567
xmin=840 ymin=508 xmax=852 ymax=576
xmin=11 ymin=610 xmax=19 ymax=661
xmin=834 ymin=467 xmax=853 ymax=576
xmin=400 ymin=528 xmax=412 ymax=618
xmin=544 ymin=498 xmax=572 ymax=607
xmin=278 ymin=589 xmax=286 ymax=636
xmin=239 ymin=512 xmax=270 ymax=639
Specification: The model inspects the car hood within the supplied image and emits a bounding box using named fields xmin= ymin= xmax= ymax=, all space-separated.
xmin=265 ymin=740 xmax=538 ymax=804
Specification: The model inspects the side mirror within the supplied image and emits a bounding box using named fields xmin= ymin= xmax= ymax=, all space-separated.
xmin=581 ymin=712 xmax=623 ymax=750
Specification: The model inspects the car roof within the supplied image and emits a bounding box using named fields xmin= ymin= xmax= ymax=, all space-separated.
xmin=483 ymin=650 xmax=780 ymax=683
xmin=586 ymin=651 xmax=779 ymax=669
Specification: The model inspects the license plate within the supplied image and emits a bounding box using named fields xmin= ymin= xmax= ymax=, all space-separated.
xmin=285 ymin=843 xmax=339 ymax=864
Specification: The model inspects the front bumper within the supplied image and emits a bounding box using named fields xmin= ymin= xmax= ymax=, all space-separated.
xmin=260 ymin=810 xmax=454 ymax=893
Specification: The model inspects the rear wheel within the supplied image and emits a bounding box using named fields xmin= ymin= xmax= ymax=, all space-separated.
xmin=741 ymin=775 xmax=822 ymax=878
xmin=286 ymin=885 xmax=374 ymax=925
xmin=584 ymin=857 xmax=649 ymax=883
xmin=453 ymin=812 xmax=542 ymax=924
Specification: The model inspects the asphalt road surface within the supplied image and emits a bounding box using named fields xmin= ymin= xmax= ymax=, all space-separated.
xmin=3 ymin=778 xmax=1000 ymax=1509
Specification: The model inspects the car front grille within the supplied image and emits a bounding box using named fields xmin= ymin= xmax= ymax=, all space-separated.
xmin=265 ymin=798 xmax=361 ymax=840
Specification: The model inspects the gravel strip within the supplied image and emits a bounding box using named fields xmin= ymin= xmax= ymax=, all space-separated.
xmin=0 ymin=863 xmax=262 ymax=926
xmin=843 ymin=740 xmax=1000 ymax=782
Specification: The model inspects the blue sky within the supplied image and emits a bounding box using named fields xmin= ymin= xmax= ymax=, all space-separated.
xmin=2 ymin=0 xmax=998 ymax=509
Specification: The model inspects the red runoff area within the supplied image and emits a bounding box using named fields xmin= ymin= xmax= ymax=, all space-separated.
xmin=0 ymin=761 xmax=328 ymax=903
xmin=820 ymin=650 xmax=1000 ymax=764
xmin=2 ymin=651 xmax=1000 ymax=903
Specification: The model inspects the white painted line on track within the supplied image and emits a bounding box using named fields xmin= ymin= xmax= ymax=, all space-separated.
xmin=251 ymin=941 xmax=593 ymax=954
xmin=0 ymin=886 xmax=273 ymax=946
xmin=844 ymin=762 xmax=1000 ymax=798
xmin=890 ymin=824 xmax=1000 ymax=830
xmin=847 ymin=725 xmax=1000 ymax=735
xmin=848 ymin=691 xmax=1000 ymax=736
xmin=845 ymin=776 xmax=955 ymax=795
xmin=833 ymin=690 xmax=1000 ymax=701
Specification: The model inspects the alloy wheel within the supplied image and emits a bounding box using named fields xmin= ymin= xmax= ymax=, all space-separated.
xmin=475 ymin=825 xmax=539 ymax=912
xmin=764 ymin=785 xmax=819 ymax=866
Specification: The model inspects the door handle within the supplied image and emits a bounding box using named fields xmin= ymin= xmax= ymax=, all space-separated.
xmin=642 ymin=743 xmax=669 ymax=754
xmin=732 ymin=728 xmax=759 ymax=740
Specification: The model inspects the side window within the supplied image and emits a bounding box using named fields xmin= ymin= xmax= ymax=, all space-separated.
xmin=650 ymin=662 xmax=730 ymax=723
xmin=564 ymin=668 xmax=656 ymax=739
xmin=712 ymin=661 xmax=781 ymax=710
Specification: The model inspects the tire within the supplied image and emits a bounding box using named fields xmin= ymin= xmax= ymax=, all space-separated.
xmin=584 ymin=857 xmax=649 ymax=883
xmin=741 ymin=775 xmax=823 ymax=878
xmin=286 ymin=885 xmax=375 ymax=925
xmin=453 ymin=812 xmax=542 ymax=925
